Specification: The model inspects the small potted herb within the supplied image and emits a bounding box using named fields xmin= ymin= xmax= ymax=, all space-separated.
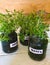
xmin=28 ymin=12 xmax=49 ymax=61
xmin=17 ymin=12 xmax=30 ymax=46
xmin=0 ymin=10 xmax=19 ymax=53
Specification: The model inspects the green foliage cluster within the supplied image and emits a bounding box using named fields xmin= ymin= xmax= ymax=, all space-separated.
xmin=0 ymin=10 xmax=19 ymax=41
xmin=28 ymin=14 xmax=48 ymax=39
xmin=19 ymin=10 xmax=49 ymax=42
xmin=0 ymin=10 xmax=49 ymax=42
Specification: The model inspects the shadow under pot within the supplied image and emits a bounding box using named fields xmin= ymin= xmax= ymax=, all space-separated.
xmin=1 ymin=31 xmax=18 ymax=53
xmin=28 ymin=36 xmax=48 ymax=61
xmin=20 ymin=35 xmax=29 ymax=46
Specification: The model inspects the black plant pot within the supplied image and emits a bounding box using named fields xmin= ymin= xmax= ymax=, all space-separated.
xmin=20 ymin=36 xmax=29 ymax=46
xmin=28 ymin=36 xmax=48 ymax=61
xmin=1 ymin=31 xmax=18 ymax=53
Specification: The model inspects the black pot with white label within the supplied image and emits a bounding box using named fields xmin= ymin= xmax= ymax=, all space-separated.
xmin=2 ymin=31 xmax=18 ymax=53
xmin=28 ymin=36 xmax=48 ymax=61
xmin=20 ymin=36 xmax=29 ymax=46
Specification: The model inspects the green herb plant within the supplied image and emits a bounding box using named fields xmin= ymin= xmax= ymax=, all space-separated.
xmin=0 ymin=10 xmax=19 ymax=41
xmin=19 ymin=12 xmax=36 ymax=42
xmin=19 ymin=11 xmax=49 ymax=42
xmin=28 ymin=11 xmax=49 ymax=39
xmin=18 ymin=12 xmax=29 ymax=42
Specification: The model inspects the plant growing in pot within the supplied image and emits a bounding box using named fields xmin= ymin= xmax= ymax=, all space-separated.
xmin=16 ymin=11 xmax=29 ymax=46
xmin=18 ymin=12 xmax=34 ymax=46
xmin=28 ymin=12 xmax=49 ymax=61
xmin=19 ymin=28 xmax=29 ymax=46
xmin=0 ymin=10 xmax=19 ymax=53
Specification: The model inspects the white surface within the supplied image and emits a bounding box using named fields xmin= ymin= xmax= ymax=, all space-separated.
xmin=0 ymin=42 xmax=50 ymax=65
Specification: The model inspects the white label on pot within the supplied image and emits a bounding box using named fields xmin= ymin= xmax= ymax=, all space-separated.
xmin=10 ymin=41 xmax=17 ymax=48
xmin=24 ymin=36 xmax=29 ymax=40
xmin=29 ymin=47 xmax=43 ymax=54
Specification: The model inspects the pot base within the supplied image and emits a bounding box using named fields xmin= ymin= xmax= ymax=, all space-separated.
xmin=2 ymin=41 xmax=18 ymax=53
xmin=20 ymin=40 xmax=28 ymax=46
xmin=28 ymin=51 xmax=46 ymax=61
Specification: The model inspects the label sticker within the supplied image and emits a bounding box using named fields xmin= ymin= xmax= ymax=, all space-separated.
xmin=10 ymin=41 xmax=17 ymax=48
xmin=24 ymin=36 xmax=29 ymax=40
xmin=29 ymin=47 xmax=43 ymax=54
